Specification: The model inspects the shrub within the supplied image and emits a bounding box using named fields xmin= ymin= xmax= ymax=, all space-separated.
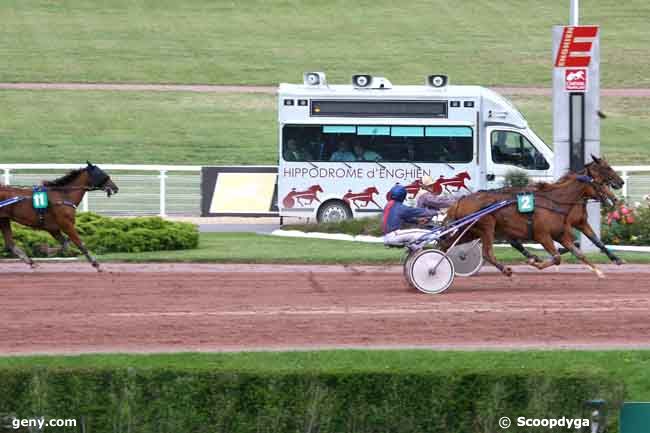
xmin=503 ymin=170 xmax=531 ymax=188
xmin=284 ymin=216 xmax=383 ymax=237
xmin=0 ymin=366 xmax=624 ymax=433
xmin=1 ymin=213 xmax=198 ymax=257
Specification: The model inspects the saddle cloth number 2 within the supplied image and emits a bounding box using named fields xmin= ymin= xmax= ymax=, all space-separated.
xmin=517 ymin=193 xmax=535 ymax=213
xmin=32 ymin=191 xmax=49 ymax=209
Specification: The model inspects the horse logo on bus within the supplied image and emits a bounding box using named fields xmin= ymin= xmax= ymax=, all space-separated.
xmin=342 ymin=186 xmax=381 ymax=209
xmin=282 ymin=185 xmax=323 ymax=208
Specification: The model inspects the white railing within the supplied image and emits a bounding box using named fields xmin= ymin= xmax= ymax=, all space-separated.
xmin=1 ymin=164 xmax=649 ymax=217
xmin=0 ymin=164 xmax=202 ymax=217
xmin=612 ymin=166 xmax=650 ymax=203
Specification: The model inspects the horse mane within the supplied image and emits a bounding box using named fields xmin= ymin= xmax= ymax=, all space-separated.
xmin=42 ymin=168 xmax=85 ymax=186
xmin=475 ymin=173 xmax=579 ymax=194
xmin=531 ymin=173 xmax=578 ymax=191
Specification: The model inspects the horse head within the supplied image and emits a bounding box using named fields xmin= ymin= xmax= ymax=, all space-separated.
xmin=459 ymin=171 xmax=471 ymax=180
xmin=310 ymin=184 xmax=324 ymax=193
xmin=586 ymin=155 xmax=624 ymax=190
xmin=85 ymin=162 xmax=119 ymax=197
xmin=574 ymin=173 xmax=617 ymax=208
xmin=366 ymin=186 xmax=379 ymax=195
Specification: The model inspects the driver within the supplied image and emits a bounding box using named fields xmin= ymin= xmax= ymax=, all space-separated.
xmin=383 ymin=184 xmax=437 ymax=246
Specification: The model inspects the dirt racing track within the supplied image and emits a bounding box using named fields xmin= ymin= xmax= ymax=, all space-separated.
xmin=1 ymin=262 xmax=650 ymax=354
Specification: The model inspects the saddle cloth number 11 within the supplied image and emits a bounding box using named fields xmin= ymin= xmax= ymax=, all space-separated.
xmin=32 ymin=191 xmax=49 ymax=209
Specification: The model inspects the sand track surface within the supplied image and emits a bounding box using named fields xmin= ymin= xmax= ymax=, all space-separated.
xmin=1 ymin=263 xmax=649 ymax=354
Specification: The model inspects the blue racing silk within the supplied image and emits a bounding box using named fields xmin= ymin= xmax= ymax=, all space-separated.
xmin=382 ymin=200 xmax=436 ymax=234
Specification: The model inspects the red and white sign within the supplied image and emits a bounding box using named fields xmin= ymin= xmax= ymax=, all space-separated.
xmin=554 ymin=25 xmax=599 ymax=68
xmin=565 ymin=68 xmax=587 ymax=91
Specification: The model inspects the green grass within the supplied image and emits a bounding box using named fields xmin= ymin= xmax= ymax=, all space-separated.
xmin=1 ymin=350 xmax=649 ymax=399
xmin=1 ymin=91 xmax=649 ymax=165
xmin=0 ymin=91 xmax=276 ymax=165
xmin=2 ymin=0 xmax=649 ymax=86
xmin=96 ymin=232 xmax=650 ymax=264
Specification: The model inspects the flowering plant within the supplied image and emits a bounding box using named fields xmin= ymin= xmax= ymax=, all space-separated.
xmin=606 ymin=204 xmax=636 ymax=225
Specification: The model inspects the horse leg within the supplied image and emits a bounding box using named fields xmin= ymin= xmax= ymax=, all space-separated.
xmin=530 ymin=235 xmax=562 ymax=271
xmin=478 ymin=219 xmax=513 ymax=277
xmin=509 ymin=240 xmax=543 ymax=264
xmin=576 ymin=221 xmax=623 ymax=265
xmin=0 ymin=218 xmax=35 ymax=268
xmin=558 ymin=234 xmax=606 ymax=279
xmin=45 ymin=230 xmax=70 ymax=255
xmin=58 ymin=221 xmax=102 ymax=272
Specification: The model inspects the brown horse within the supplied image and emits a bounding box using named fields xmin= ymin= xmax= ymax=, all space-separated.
xmin=0 ymin=162 xmax=119 ymax=271
xmin=443 ymin=169 xmax=618 ymax=278
xmin=507 ymin=156 xmax=624 ymax=266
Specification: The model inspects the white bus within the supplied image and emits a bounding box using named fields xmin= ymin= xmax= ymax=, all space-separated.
xmin=278 ymin=72 xmax=553 ymax=223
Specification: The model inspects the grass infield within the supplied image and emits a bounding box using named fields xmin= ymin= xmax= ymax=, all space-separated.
xmin=96 ymin=232 xmax=650 ymax=264
xmin=2 ymin=0 xmax=649 ymax=87
xmin=1 ymin=91 xmax=648 ymax=165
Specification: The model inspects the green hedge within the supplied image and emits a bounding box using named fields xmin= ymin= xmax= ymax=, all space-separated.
xmin=0 ymin=367 xmax=623 ymax=433
xmin=284 ymin=216 xmax=384 ymax=237
xmin=2 ymin=213 xmax=198 ymax=257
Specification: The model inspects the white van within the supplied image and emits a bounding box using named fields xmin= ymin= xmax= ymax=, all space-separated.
xmin=278 ymin=73 xmax=553 ymax=222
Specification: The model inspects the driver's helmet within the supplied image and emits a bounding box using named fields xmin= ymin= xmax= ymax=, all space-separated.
xmin=388 ymin=184 xmax=407 ymax=202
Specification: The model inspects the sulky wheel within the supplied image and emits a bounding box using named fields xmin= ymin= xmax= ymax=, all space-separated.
xmin=447 ymin=240 xmax=483 ymax=277
xmin=407 ymin=249 xmax=455 ymax=294
xmin=402 ymin=248 xmax=416 ymax=285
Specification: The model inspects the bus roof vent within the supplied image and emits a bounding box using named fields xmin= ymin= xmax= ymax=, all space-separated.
xmin=426 ymin=74 xmax=448 ymax=88
xmin=303 ymin=72 xmax=327 ymax=87
xmin=352 ymin=74 xmax=392 ymax=90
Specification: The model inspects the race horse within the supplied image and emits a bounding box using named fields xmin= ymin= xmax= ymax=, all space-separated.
xmin=0 ymin=162 xmax=119 ymax=271
xmin=343 ymin=186 xmax=380 ymax=209
xmin=282 ymin=185 xmax=323 ymax=208
xmin=443 ymin=156 xmax=623 ymax=278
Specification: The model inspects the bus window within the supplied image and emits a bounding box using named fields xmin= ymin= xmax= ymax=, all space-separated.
xmin=281 ymin=125 xmax=473 ymax=163
xmin=491 ymin=130 xmax=550 ymax=170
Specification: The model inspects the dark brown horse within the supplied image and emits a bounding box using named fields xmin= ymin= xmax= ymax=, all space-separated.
xmin=0 ymin=162 xmax=119 ymax=271
xmin=443 ymin=161 xmax=621 ymax=278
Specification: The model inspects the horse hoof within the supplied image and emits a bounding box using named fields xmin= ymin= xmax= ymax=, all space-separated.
xmin=526 ymin=258 xmax=537 ymax=266
xmin=532 ymin=255 xmax=543 ymax=263
xmin=615 ymin=258 xmax=625 ymax=266
xmin=503 ymin=267 xmax=513 ymax=277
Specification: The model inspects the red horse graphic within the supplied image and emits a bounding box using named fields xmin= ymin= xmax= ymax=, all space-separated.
xmin=282 ymin=185 xmax=323 ymax=208
xmin=404 ymin=179 xmax=422 ymax=198
xmin=343 ymin=187 xmax=381 ymax=209
xmin=431 ymin=171 xmax=472 ymax=194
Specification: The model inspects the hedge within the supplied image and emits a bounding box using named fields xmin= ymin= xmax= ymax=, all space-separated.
xmin=0 ymin=367 xmax=624 ymax=433
xmin=2 ymin=213 xmax=198 ymax=257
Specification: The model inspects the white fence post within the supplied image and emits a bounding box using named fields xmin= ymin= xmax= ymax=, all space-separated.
xmin=621 ymin=170 xmax=629 ymax=201
xmin=159 ymin=169 xmax=167 ymax=217
xmin=3 ymin=168 xmax=10 ymax=185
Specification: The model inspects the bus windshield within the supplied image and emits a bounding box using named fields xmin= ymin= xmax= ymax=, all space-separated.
xmin=282 ymin=125 xmax=473 ymax=163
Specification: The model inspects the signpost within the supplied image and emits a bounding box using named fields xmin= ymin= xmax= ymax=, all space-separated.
xmin=552 ymin=1 xmax=601 ymax=251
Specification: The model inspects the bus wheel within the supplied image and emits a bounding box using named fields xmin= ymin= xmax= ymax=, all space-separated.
xmin=317 ymin=201 xmax=352 ymax=223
